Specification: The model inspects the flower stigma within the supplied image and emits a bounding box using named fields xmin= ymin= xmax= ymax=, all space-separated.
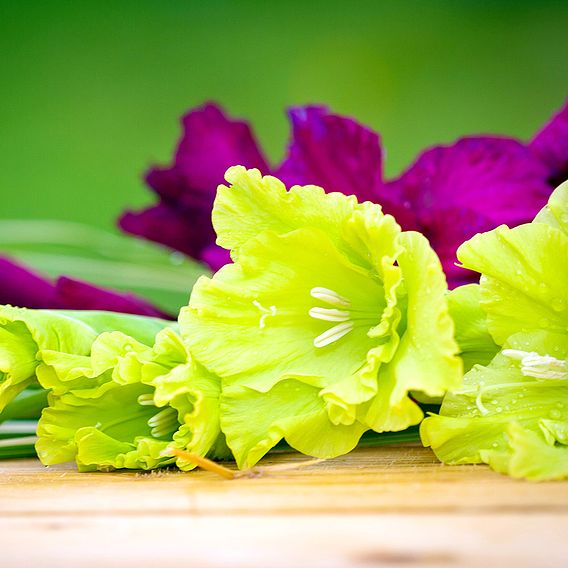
xmin=253 ymin=300 xmax=277 ymax=329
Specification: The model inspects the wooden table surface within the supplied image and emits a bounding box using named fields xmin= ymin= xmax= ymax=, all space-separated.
xmin=1 ymin=444 xmax=567 ymax=567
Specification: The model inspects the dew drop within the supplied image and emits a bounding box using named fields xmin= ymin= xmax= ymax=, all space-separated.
xmin=549 ymin=409 xmax=562 ymax=420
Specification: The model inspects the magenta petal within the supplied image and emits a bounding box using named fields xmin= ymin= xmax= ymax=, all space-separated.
xmin=389 ymin=137 xmax=551 ymax=227
xmin=530 ymin=99 xmax=568 ymax=185
xmin=387 ymin=136 xmax=552 ymax=288
xmin=173 ymin=103 xmax=269 ymax=193
xmin=119 ymin=203 xmax=213 ymax=259
xmin=276 ymin=106 xmax=383 ymax=202
xmin=53 ymin=277 xmax=170 ymax=318
xmin=417 ymin=207 xmax=491 ymax=288
xmin=200 ymin=244 xmax=232 ymax=273
xmin=121 ymin=103 xmax=268 ymax=267
xmin=0 ymin=256 xmax=171 ymax=318
xmin=0 ymin=257 xmax=57 ymax=309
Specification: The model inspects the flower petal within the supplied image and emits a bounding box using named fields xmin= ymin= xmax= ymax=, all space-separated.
xmin=457 ymin=223 xmax=568 ymax=345
xmin=221 ymin=379 xmax=366 ymax=469
xmin=386 ymin=137 xmax=551 ymax=286
xmin=421 ymin=331 xmax=568 ymax=480
xmin=530 ymin=99 xmax=568 ymax=186
xmin=446 ymin=284 xmax=499 ymax=372
xmin=0 ymin=257 xmax=57 ymax=309
xmin=119 ymin=202 xmax=214 ymax=259
xmin=277 ymin=106 xmax=383 ymax=202
xmin=119 ymin=103 xmax=268 ymax=267
xmin=53 ymin=277 xmax=171 ymax=318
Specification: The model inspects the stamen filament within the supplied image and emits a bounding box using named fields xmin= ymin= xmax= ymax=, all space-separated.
xmin=309 ymin=307 xmax=351 ymax=322
xmin=314 ymin=322 xmax=354 ymax=348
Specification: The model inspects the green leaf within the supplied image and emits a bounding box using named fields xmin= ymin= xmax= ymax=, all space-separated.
xmin=0 ymin=219 xmax=207 ymax=313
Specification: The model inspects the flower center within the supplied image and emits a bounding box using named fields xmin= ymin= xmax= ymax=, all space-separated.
xmin=309 ymin=286 xmax=378 ymax=348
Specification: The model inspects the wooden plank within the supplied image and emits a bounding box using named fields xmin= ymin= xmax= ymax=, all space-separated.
xmin=2 ymin=513 xmax=567 ymax=568
xmin=1 ymin=445 xmax=568 ymax=567
xmin=1 ymin=446 xmax=567 ymax=515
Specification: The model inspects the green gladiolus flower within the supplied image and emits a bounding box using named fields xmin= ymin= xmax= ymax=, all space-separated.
xmin=422 ymin=181 xmax=568 ymax=480
xmin=0 ymin=306 xmax=172 ymax=411
xmin=181 ymin=166 xmax=462 ymax=468
xmin=421 ymin=330 xmax=568 ymax=480
xmin=36 ymin=327 xmax=226 ymax=471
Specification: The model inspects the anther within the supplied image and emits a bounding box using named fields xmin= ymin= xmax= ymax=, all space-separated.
xmin=313 ymin=322 xmax=354 ymax=348
xmin=137 ymin=393 xmax=155 ymax=406
xmin=503 ymin=349 xmax=567 ymax=380
xmin=310 ymin=287 xmax=351 ymax=308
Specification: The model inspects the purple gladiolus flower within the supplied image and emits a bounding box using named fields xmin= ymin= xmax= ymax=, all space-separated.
xmin=279 ymin=104 xmax=568 ymax=286
xmin=0 ymin=257 xmax=171 ymax=318
xmin=119 ymin=103 xmax=269 ymax=270
xmin=119 ymin=98 xmax=567 ymax=287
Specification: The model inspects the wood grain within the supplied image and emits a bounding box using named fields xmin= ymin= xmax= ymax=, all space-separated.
xmin=1 ymin=444 xmax=567 ymax=567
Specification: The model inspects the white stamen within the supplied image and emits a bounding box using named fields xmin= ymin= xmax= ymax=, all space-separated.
xmin=310 ymin=287 xmax=351 ymax=308
xmin=137 ymin=393 xmax=155 ymax=406
xmin=309 ymin=307 xmax=351 ymax=322
xmin=149 ymin=407 xmax=179 ymax=438
xmin=253 ymin=300 xmax=277 ymax=329
xmin=503 ymin=349 xmax=567 ymax=380
xmin=148 ymin=408 xmax=177 ymax=428
xmin=313 ymin=322 xmax=354 ymax=348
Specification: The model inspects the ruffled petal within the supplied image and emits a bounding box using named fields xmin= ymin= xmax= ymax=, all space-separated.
xmin=221 ymin=379 xmax=366 ymax=469
xmin=277 ymin=106 xmax=383 ymax=202
xmin=0 ymin=306 xmax=173 ymax=410
xmin=386 ymin=137 xmax=552 ymax=287
xmin=457 ymin=223 xmax=568 ymax=345
xmin=36 ymin=326 xmax=224 ymax=471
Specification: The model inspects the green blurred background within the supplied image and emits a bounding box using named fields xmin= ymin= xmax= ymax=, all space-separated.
xmin=1 ymin=0 xmax=567 ymax=230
